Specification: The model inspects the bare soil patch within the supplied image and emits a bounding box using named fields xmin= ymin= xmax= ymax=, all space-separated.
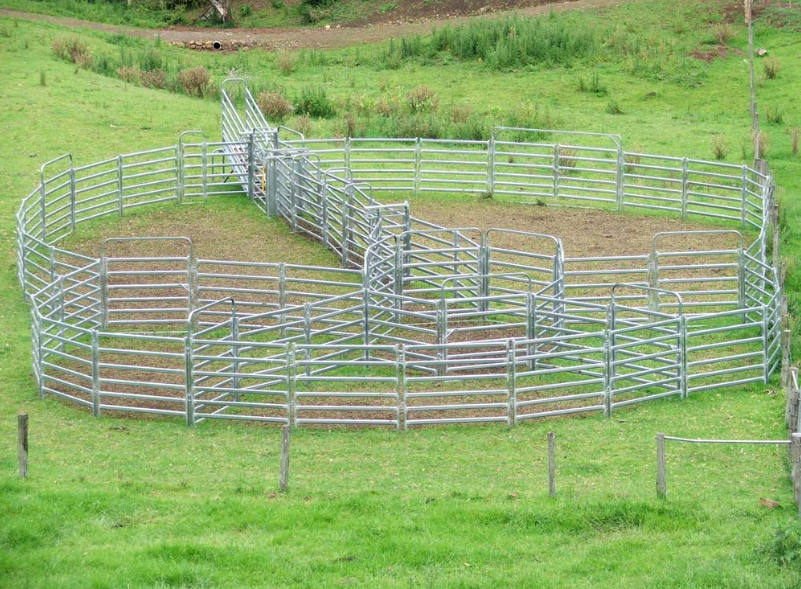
xmin=0 ymin=0 xmax=632 ymax=51
xmin=400 ymin=197 xmax=749 ymax=256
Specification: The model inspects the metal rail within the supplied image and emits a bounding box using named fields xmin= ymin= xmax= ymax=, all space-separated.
xmin=14 ymin=79 xmax=783 ymax=428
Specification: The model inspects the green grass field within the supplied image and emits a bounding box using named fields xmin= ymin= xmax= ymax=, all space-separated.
xmin=3 ymin=0 xmax=801 ymax=586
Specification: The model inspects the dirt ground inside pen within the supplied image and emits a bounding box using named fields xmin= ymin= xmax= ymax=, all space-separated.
xmin=64 ymin=197 xmax=750 ymax=262
xmin=401 ymin=197 xmax=750 ymax=255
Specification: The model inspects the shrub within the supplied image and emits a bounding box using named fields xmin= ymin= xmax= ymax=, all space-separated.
xmin=789 ymin=127 xmax=800 ymax=156
xmin=117 ymin=66 xmax=142 ymax=84
xmin=713 ymin=23 xmax=735 ymax=45
xmin=453 ymin=114 xmax=490 ymax=141
xmin=92 ymin=53 xmax=115 ymax=76
xmin=298 ymin=0 xmax=333 ymax=23
xmin=178 ymin=66 xmax=211 ymax=97
xmin=257 ymin=90 xmax=294 ymax=122
xmin=764 ymin=57 xmax=781 ymax=79
xmin=711 ymin=135 xmax=729 ymax=160
xmin=354 ymin=94 xmax=377 ymax=117
xmin=559 ymin=149 xmax=578 ymax=169
xmin=406 ymin=85 xmax=438 ymax=113
xmin=74 ymin=52 xmax=93 ymax=70
xmin=605 ymin=100 xmax=624 ymax=115
xmin=429 ymin=15 xmax=598 ymax=71
xmin=392 ymin=114 xmax=443 ymax=139
xmin=333 ymin=112 xmax=363 ymax=138
xmin=375 ymin=92 xmax=402 ymax=118
xmin=759 ymin=526 xmax=801 ymax=567
xmin=296 ymin=86 xmax=337 ymax=118
xmin=293 ymin=114 xmax=314 ymax=137
xmin=276 ymin=52 xmax=298 ymax=75
xmin=578 ymin=71 xmax=607 ymax=95
xmin=450 ymin=104 xmax=472 ymax=124
xmin=240 ymin=4 xmax=253 ymax=16
xmin=39 ymin=70 xmax=46 ymax=87
xmin=765 ymin=105 xmax=784 ymax=125
xmin=137 ymin=47 xmax=163 ymax=72
xmin=141 ymin=68 xmax=167 ymax=89
xmin=52 ymin=36 xmax=90 ymax=64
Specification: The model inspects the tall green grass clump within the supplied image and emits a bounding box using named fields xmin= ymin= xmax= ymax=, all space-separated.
xmin=429 ymin=14 xmax=599 ymax=70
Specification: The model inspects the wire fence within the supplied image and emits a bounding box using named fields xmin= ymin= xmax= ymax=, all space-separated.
xmin=15 ymin=78 xmax=784 ymax=428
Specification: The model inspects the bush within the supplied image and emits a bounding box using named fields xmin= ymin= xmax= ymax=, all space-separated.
xmin=429 ymin=15 xmax=598 ymax=71
xmin=375 ymin=92 xmax=402 ymax=118
xmin=765 ymin=105 xmax=784 ymax=125
xmin=178 ymin=66 xmax=211 ymax=97
xmin=713 ymin=23 xmax=735 ymax=45
xmin=276 ymin=52 xmax=298 ymax=75
xmin=450 ymin=104 xmax=472 ymax=124
xmin=138 ymin=47 xmax=163 ymax=72
xmin=764 ymin=57 xmax=781 ymax=79
xmin=52 ymin=36 xmax=90 ymax=64
xmin=605 ymin=100 xmax=624 ymax=115
xmin=333 ymin=112 xmax=364 ymax=138
xmin=117 ymin=66 xmax=142 ymax=84
xmin=711 ymin=135 xmax=729 ymax=160
xmin=453 ymin=114 xmax=490 ymax=141
xmin=296 ymin=86 xmax=337 ymax=118
xmin=240 ymin=4 xmax=253 ymax=16
xmin=141 ymin=68 xmax=167 ymax=89
xmin=74 ymin=52 xmax=93 ymax=70
xmin=392 ymin=114 xmax=443 ymax=139
xmin=406 ymin=85 xmax=438 ymax=113
xmin=257 ymin=91 xmax=294 ymax=122
xmin=298 ymin=0 xmax=334 ymax=23
xmin=293 ymin=114 xmax=314 ymax=137
xmin=759 ymin=526 xmax=801 ymax=567
xmin=578 ymin=71 xmax=607 ymax=95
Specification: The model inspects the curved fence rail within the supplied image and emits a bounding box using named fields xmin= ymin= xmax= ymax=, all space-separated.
xmin=14 ymin=80 xmax=782 ymax=428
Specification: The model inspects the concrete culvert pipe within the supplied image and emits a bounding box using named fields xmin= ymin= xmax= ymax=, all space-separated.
xmin=212 ymin=41 xmax=222 ymax=50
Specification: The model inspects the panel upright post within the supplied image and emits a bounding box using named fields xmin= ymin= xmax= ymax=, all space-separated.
xmin=247 ymin=132 xmax=255 ymax=201
xmin=553 ymin=143 xmax=561 ymax=200
xmin=681 ymin=158 xmax=689 ymax=220
xmin=679 ymin=316 xmax=688 ymax=400
xmin=506 ymin=341 xmax=516 ymax=428
xmin=39 ymin=179 xmax=47 ymax=242
xmin=656 ymin=433 xmax=667 ymax=499
xmin=267 ymin=157 xmax=278 ymax=217
xmin=69 ymin=161 xmax=76 ymax=233
xmin=414 ymin=137 xmax=422 ymax=197
xmin=615 ymin=142 xmax=624 ymax=212
xmin=91 ymin=330 xmax=101 ymax=417
xmin=487 ymin=130 xmax=496 ymax=197
xmin=117 ymin=155 xmax=124 ymax=217
xmin=741 ymin=166 xmax=748 ymax=228
xmin=185 ymin=332 xmax=195 ymax=427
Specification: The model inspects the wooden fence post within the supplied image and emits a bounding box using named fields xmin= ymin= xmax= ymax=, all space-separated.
xmin=656 ymin=433 xmax=666 ymax=499
xmin=279 ymin=425 xmax=291 ymax=493
xmin=547 ymin=431 xmax=556 ymax=498
xmin=18 ymin=414 xmax=28 ymax=479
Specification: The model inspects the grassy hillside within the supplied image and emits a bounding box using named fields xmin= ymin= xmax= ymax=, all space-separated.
xmin=2 ymin=1 xmax=801 ymax=586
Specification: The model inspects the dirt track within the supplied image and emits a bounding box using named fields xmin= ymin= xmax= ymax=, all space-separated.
xmin=0 ymin=0 xmax=625 ymax=51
